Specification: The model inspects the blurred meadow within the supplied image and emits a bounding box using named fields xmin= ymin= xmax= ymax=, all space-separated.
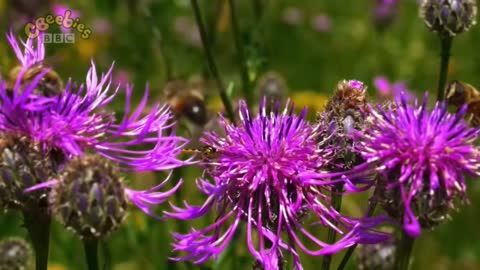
xmin=1 ymin=0 xmax=480 ymax=269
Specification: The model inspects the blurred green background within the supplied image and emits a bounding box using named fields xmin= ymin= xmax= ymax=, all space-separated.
xmin=1 ymin=0 xmax=480 ymax=269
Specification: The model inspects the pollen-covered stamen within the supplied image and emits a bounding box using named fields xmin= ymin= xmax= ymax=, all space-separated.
xmin=50 ymin=155 xmax=128 ymax=240
xmin=0 ymin=133 xmax=64 ymax=211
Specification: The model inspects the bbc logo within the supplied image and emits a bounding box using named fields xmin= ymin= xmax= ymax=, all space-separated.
xmin=42 ymin=33 xmax=76 ymax=44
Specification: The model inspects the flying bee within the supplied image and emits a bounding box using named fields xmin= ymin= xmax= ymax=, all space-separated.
xmin=7 ymin=61 xmax=64 ymax=97
xmin=163 ymin=79 xmax=224 ymax=148
xmin=446 ymin=80 xmax=480 ymax=127
xmin=164 ymin=80 xmax=209 ymax=126
xmin=182 ymin=145 xmax=218 ymax=162
xmin=256 ymin=71 xmax=288 ymax=104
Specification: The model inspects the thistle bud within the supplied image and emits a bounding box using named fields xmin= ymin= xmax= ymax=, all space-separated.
xmin=356 ymin=238 xmax=396 ymax=270
xmin=0 ymin=134 xmax=64 ymax=211
xmin=50 ymin=155 xmax=128 ymax=240
xmin=420 ymin=0 xmax=477 ymax=37
xmin=0 ymin=238 xmax=32 ymax=270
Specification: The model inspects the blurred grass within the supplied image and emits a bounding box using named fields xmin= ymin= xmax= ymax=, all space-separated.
xmin=1 ymin=0 xmax=480 ymax=269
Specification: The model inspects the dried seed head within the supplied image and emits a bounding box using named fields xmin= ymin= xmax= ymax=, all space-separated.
xmin=356 ymin=238 xmax=396 ymax=270
xmin=420 ymin=0 xmax=477 ymax=37
xmin=50 ymin=155 xmax=128 ymax=240
xmin=0 ymin=134 xmax=64 ymax=211
xmin=0 ymin=238 xmax=32 ymax=270
xmin=317 ymin=80 xmax=370 ymax=170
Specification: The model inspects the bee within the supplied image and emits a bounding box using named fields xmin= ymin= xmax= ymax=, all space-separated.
xmin=446 ymin=80 xmax=480 ymax=127
xmin=164 ymin=80 xmax=209 ymax=126
xmin=163 ymin=79 xmax=224 ymax=148
xmin=7 ymin=62 xmax=64 ymax=97
xmin=256 ymin=71 xmax=288 ymax=103
xmin=182 ymin=146 xmax=218 ymax=162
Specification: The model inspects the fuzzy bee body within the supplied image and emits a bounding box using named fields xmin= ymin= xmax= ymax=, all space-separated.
xmin=164 ymin=80 xmax=209 ymax=126
xmin=163 ymin=79 xmax=223 ymax=148
xmin=446 ymin=80 xmax=480 ymax=127
xmin=7 ymin=62 xmax=63 ymax=97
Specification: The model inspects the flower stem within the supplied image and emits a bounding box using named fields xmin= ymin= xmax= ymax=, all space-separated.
xmin=23 ymin=209 xmax=51 ymax=270
xmin=83 ymin=239 xmax=100 ymax=270
xmin=336 ymin=199 xmax=378 ymax=270
xmin=213 ymin=228 xmax=242 ymax=270
xmin=229 ymin=0 xmax=253 ymax=107
xmin=321 ymin=184 xmax=344 ymax=270
xmin=190 ymin=0 xmax=236 ymax=123
xmin=252 ymin=0 xmax=264 ymax=22
xmin=436 ymin=36 xmax=453 ymax=101
xmin=394 ymin=231 xmax=415 ymax=270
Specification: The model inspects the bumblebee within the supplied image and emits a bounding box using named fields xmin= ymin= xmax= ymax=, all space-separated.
xmin=256 ymin=71 xmax=288 ymax=103
xmin=163 ymin=79 xmax=224 ymax=148
xmin=163 ymin=80 xmax=209 ymax=126
xmin=7 ymin=62 xmax=63 ymax=97
xmin=446 ymin=80 xmax=480 ymax=127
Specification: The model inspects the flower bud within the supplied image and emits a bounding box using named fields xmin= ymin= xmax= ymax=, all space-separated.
xmin=0 ymin=238 xmax=32 ymax=270
xmin=50 ymin=155 xmax=128 ymax=240
xmin=420 ymin=0 xmax=477 ymax=37
xmin=0 ymin=134 xmax=64 ymax=211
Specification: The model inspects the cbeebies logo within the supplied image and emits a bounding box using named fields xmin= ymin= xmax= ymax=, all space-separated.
xmin=25 ymin=9 xmax=92 ymax=40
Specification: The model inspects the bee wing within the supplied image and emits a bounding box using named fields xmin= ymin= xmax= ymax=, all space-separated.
xmin=467 ymin=99 xmax=480 ymax=127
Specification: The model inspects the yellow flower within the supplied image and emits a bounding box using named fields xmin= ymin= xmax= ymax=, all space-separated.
xmin=291 ymin=90 xmax=329 ymax=113
xmin=48 ymin=263 xmax=68 ymax=270
xmin=76 ymin=39 xmax=97 ymax=61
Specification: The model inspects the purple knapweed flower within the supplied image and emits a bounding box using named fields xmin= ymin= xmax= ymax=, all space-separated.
xmin=52 ymin=4 xmax=81 ymax=33
xmin=373 ymin=0 xmax=399 ymax=30
xmin=351 ymin=92 xmax=480 ymax=237
xmin=373 ymin=76 xmax=415 ymax=101
xmin=166 ymin=99 xmax=389 ymax=270
xmin=6 ymin=31 xmax=45 ymax=69
xmin=2 ymin=33 xmax=192 ymax=216
xmin=310 ymin=14 xmax=332 ymax=33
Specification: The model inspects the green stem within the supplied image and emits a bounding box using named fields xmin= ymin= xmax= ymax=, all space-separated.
xmin=394 ymin=231 xmax=415 ymax=270
xmin=336 ymin=199 xmax=378 ymax=270
xmin=229 ymin=0 xmax=253 ymax=106
xmin=213 ymin=228 xmax=242 ymax=270
xmin=23 ymin=209 xmax=51 ymax=270
xmin=190 ymin=0 xmax=236 ymax=123
xmin=252 ymin=0 xmax=263 ymax=22
xmin=321 ymin=184 xmax=344 ymax=270
xmin=142 ymin=4 xmax=174 ymax=81
xmin=83 ymin=239 xmax=100 ymax=270
xmin=436 ymin=36 xmax=453 ymax=102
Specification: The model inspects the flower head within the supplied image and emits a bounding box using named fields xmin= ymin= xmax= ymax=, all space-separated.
xmin=166 ymin=99 xmax=388 ymax=269
xmin=6 ymin=32 xmax=45 ymax=69
xmin=353 ymin=92 xmax=480 ymax=236
xmin=373 ymin=0 xmax=399 ymax=30
xmin=0 ymin=238 xmax=32 ymax=270
xmin=373 ymin=76 xmax=415 ymax=101
xmin=420 ymin=0 xmax=477 ymax=37
xmin=2 ymin=33 xmax=192 ymax=216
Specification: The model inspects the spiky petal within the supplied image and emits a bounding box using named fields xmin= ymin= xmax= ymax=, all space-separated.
xmin=166 ymin=99 xmax=389 ymax=270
